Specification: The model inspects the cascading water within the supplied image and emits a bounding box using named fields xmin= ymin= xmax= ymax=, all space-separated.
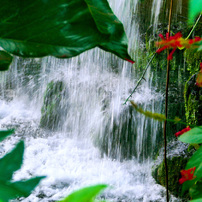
xmin=0 ymin=0 xmax=183 ymax=201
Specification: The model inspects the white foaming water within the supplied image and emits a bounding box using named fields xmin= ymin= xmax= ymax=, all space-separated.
xmin=151 ymin=0 xmax=164 ymax=33
xmin=0 ymin=0 xmax=180 ymax=201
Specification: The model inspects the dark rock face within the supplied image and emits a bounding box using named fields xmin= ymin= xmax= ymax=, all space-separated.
xmin=40 ymin=80 xmax=68 ymax=131
xmin=97 ymin=104 xmax=162 ymax=161
xmin=99 ymin=106 xmax=137 ymax=160
xmin=152 ymin=141 xmax=195 ymax=200
xmin=184 ymin=74 xmax=202 ymax=126
xmin=152 ymin=156 xmax=189 ymax=199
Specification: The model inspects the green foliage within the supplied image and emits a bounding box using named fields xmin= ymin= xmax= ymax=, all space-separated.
xmin=182 ymin=146 xmax=202 ymax=193
xmin=59 ymin=184 xmax=108 ymax=202
xmin=130 ymin=101 xmax=166 ymax=122
xmin=0 ymin=141 xmax=24 ymax=181
xmin=188 ymin=0 xmax=202 ymax=24
xmin=184 ymin=49 xmax=202 ymax=75
xmin=179 ymin=126 xmax=202 ymax=144
xmin=0 ymin=129 xmax=14 ymax=141
xmin=0 ymin=177 xmax=45 ymax=202
xmin=189 ymin=199 xmax=202 ymax=202
xmin=189 ymin=181 xmax=202 ymax=199
xmin=0 ymin=0 xmax=133 ymax=66
xmin=0 ymin=131 xmax=45 ymax=202
xmin=0 ymin=51 xmax=13 ymax=71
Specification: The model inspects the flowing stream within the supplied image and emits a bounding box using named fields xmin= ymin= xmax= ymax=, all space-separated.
xmin=0 ymin=0 xmax=184 ymax=201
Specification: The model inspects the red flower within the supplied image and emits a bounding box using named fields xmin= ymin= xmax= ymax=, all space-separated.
xmin=156 ymin=32 xmax=202 ymax=60
xmin=125 ymin=58 xmax=135 ymax=64
xmin=196 ymin=62 xmax=202 ymax=87
xmin=175 ymin=126 xmax=191 ymax=137
xmin=179 ymin=167 xmax=196 ymax=184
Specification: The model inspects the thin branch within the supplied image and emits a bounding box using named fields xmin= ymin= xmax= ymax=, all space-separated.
xmin=186 ymin=13 xmax=202 ymax=40
xmin=123 ymin=52 xmax=156 ymax=105
xmin=164 ymin=0 xmax=173 ymax=201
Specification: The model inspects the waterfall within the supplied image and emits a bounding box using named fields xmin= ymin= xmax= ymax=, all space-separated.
xmin=0 ymin=0 xmax=180 ymax=201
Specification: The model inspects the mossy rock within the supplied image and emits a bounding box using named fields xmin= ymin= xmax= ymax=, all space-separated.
xmin=184 ymin=49 xmax=202 ymax=75
xmin=152 ymin=156 xmax=189 ymax=199
xmin=97 ymin=106 xmax=135 ymax=159
xmin=40 ymin=80 xmax=68 ymax=130
xmin=184 ymin=74 xmax=202 ymax=126
xmin=97 ymin=104 xmax=162 ymax=161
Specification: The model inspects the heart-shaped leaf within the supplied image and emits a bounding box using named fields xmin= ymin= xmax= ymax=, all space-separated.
xmin=0 ymin=0 xmax=133 ymax=63
xmin=179 ymin=126 xmax=202 ymax=144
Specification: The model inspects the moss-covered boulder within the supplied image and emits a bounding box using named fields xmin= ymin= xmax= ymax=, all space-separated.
xmin=152 ymin=156 xmax=188 ymax=198
xmin=99 ymin=106 xmax=137 ymax=160
xmin=184 ymin=49 xmax=202 ymax=75
xmin=152 ymin=141 xmax=195 ymax=199
xmin=97 ymin=104 xmax=162 ymax=161
xmin=40 ymin=80 xmax=68 ymax=130
xmin=184 ymin=74 xmax=202 ymax=126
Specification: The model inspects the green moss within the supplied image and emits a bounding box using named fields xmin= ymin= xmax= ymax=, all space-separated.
xmin=184 ymin=74 xmax=202 ymax=126
xmin=184 ymin=49 xmax=202 ymax=75
xmin=152 ymin=157 xmax=189 ymax=199
xmin=40 ymin=80 xmax=67 ymax=130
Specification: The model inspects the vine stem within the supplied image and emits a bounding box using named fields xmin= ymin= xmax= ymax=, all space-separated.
xmin=123 ymin=53 xmax=156 ymax=105
xmin=164 ymin=0 xmax=173 ymax=201
xmin=186 ymin=13 xmax=201 ymax=40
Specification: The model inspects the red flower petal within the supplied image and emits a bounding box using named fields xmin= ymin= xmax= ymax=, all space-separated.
xmin=125 ymin=58 xmax=135 ymax=64
xmin=167 ymin=48 xmax=176 ymax=60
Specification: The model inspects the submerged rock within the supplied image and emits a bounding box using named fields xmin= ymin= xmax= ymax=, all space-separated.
xmin=40 ymin=80 xmax=68 ymax=130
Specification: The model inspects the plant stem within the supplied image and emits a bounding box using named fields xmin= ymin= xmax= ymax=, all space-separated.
xmin=186 ymin=13 xmax=202 ymax=40
xmin=164 ymin=0 xmax=173 ymax=201
xmin=123 ymin=53 xmax=156 ymax=105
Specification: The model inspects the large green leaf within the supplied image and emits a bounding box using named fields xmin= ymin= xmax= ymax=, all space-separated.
xmin=60 ymin=184 xmax=108 ymax=202
xmin=0 ymin=129 xmax=14 ymax=142
xmin=188 ymin=0 xmax=202 ymax=24
xmin=182 ymin=146 xmax=202 ymax=193
xmin=190 ymin=181 xmax=202 ymax=199
xmin=0 ymin=141 xmax=24 ymax=181
xmin=0 ymin=51 xmax=13 ymax=71
xmin=0 ymin=0 xmax=133 ymax=63
xmin=189 ymin=199 xmax=202 ymax=202
xmin=179 ymin=126 xmax=202 ymax=144
xmin=186 ymin=146 xmax=202 ymax=169
xmin=0 ymin=177 xmax=45 ymax=202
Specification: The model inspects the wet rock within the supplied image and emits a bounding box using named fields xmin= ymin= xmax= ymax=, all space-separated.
xmin=40 ymin=80 xmax=68 ymax=131
xmin=152 ymin=141 xmax=194 ymax=200
xmin=184 ymin=74 xmax=202 ymax=126
xmin=97 ymin=104 xmax=160 ymax=161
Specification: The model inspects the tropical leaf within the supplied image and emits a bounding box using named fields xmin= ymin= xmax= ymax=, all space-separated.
xmin=179 ymin=126 xmax=202 ymax=144
xmin=60 ymin=184 xmax=108 ymax=202
xmin=0 ymin=129 xmax=14 ymax=142
xmin=182 ymin=147 xmax=202 ymax=193
xmin=190 ymin=181 xmax=202 ymax=199
xmin=186 ymin=146 xmax=202 ymax=169
xmin=0 ymin=141 xmax=24 ymax=181
xmin=188 ymin=0 xmax=202 ymax=24
xmin=0 ymin=0 xmax=133 ymax=64
xmin=0 ymin=177 xmax=45 ymax=202
xmin=0 ymin=51 xmax=13 ymax=71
